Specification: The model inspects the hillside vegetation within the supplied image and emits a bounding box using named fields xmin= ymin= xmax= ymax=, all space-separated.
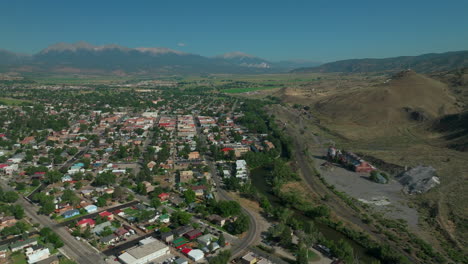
xmin=314 ymin=70 xmax=459 ymax=127
xmin=293 ymin=51 xmax=468 ymax=74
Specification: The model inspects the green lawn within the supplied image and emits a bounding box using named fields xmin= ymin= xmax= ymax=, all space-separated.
xmin=123 ymin=208 xmax=138 ymax=216
xmin=10 ymin=252 xmax=27 ymax=264
xmin=223 ymin=86 xmax=281 ymax=94
xmin=0 ymin=97 xmax=31 ymax=106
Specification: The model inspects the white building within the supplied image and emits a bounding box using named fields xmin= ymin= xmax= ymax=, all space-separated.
xmin=187 ymin=249 xmax=204 ymax=262
xmin=236 ymin=160 xmax=248 ymax=179
xmin=26 ymin=246 xmax=50 ymax=264
xmin=119 ymin=239 xmax=170 ymax=264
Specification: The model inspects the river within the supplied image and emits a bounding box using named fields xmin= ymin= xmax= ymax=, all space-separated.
xmin=250 ymin=167 xmax=377 ymax=263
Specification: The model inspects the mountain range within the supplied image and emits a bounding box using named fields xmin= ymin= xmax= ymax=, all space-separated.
xmin=0 ymin=42 xmax=320 ymax=75
xmin=293 ymin=51 xmax=468 ymax=74
xmin=1 ymin=43 xmax=466 ymax=75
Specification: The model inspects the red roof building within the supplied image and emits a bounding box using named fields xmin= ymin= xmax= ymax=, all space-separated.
xmin=184 ymin=229 xmax=202 ymax=240
xmin=181 ymin=248 xmax=192 ymax=255
xmin=158 ymin=193 xmax=170 ymax=201
xmin=99 ymin=211 xmax=114 ymax=221
xmin=77 ymin=218 xmax=95 ymax=228
xmin=221 ymin=147 xmax=234 ymax=152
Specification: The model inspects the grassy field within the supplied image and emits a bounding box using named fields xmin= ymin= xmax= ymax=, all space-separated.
xmin=0 ymin=97 xmax=31 ymax=106
xmin=223 ymin=86 xmax=281 ymax=93
xmin=10 ymin=252 xmax=27 ymax=264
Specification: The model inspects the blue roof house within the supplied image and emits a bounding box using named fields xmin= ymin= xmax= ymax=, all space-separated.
xmin=62 ymin=209 xmax=80 ymax=219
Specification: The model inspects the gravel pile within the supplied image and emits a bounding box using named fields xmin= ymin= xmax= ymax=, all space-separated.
xmin=398 ymin=166 xmax=440 ymax=194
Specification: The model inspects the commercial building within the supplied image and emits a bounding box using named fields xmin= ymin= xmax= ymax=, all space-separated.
xmin=118 ymin=239 xmax=169 ymax=264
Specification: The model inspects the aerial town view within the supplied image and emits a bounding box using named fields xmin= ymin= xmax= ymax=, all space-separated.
xmin=0 ymin=1 xmax=467 ymax=264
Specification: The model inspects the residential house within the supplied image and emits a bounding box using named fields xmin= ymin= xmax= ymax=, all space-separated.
xmin=61 ymin=209 xmax=80 ymax=219
xmin=84 ymin=205 xmax=98 ymax=213
xmin=0 ymin=216 xmax=17 ymax=230
xmin=207 ymin=214 xmax=226 ymax=227
xmin=161 ymin=232 xmax=174 ymax=243
xmin=36 ymin=256 xmax=60 ymax=264
xmin=100 ymin=234 xmax=118 ymax=245
xmin=188 ymin=151 xmax=200 ymax=160
xmin=179 ymin=170 xmax=193 ymax=183
xmin=184 ymin=229 xmax=202 ymax=240
xmin=93 ymin=221 xmax=114 ymax=235
xmin=158 ymin=193 xmax=170 ymax=201
xmin=10 ymin=237 xmax=38 ymax=252
xmin=99 ymin=211 xmax=114 ymax=221
xmin=0 ymin=245 xmax=8 ymax=259
xmin=77 ymin=218 xmax=96 ymax=229
xmin=197 ymin=234 xmax=214 ymax=247
xmin=241 ymin=252 xmax=258 ymax=264
xmin=114 ymin=227 xmax=130 ymax=237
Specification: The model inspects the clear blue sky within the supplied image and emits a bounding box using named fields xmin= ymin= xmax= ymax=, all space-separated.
xmin=1 ymin=0 xmax=467 ymax=62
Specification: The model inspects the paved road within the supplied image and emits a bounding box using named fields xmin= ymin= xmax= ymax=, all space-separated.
xmin=194 ymin=116 xmax=259 ymax=259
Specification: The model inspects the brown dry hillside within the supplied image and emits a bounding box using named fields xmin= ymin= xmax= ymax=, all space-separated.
xmin=314 ymin=70 xmax=460 ymax=126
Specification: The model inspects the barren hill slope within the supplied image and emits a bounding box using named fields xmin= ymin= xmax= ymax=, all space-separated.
xmin=314 ymin=70 xmax=460 ymax=126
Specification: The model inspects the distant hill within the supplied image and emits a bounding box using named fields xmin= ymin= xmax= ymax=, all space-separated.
xmin=314 ymin=70 xmax=460 ymax=125
xmin=216 ymin=52 xmax=272 ymax=69
xmin=293 ymin=51 xmax=468 ymax=74
xmin=0 ymin=49 xmax=30 ymax=65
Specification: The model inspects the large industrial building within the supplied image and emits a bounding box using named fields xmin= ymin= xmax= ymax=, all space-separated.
xmin=118 ymin=238 xmax=170 ymax=264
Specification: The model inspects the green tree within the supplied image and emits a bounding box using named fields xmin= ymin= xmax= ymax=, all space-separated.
xmin=183 ymin=189 xmax=196 ymax=204
xmin=218 ymin=233 xmax=226 ymax=247
xmin=45 ymin=170 xmax=62 ymax=184
xmin=170 ymin=211 xmax=192 ymax=227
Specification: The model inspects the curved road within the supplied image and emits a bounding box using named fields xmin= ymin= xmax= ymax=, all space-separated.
xmin=195 ymin=111 xmax=259 ymax=259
